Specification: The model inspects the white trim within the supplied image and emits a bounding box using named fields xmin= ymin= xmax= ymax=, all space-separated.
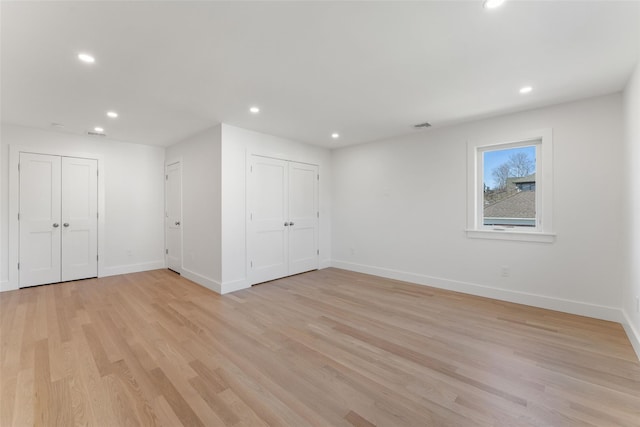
xmin=179 ymin=271 xmax=251 ymax=296
xmin=331 ymin=260 xmax=623 ymax=323
xmin=467 ymin=129 xmax=554 ymax=242
xmin=245 ymin=151 xmax=318 ymax=168
xmin=181 ymin=268 xmax=222 ymax=294
xmin=465 ymin=229 xmax=556 ymax=243
xmin=221 ymin=279 xmax=251 ymax=294
xmin=0 ymin=281 xmax=18 ymax=293
xmin=320 ymin=258 xmax=332 ymax=269
xmin=9 ymin=145 xmax=106 ymax=289
xmin=621 ymin=309 xmax=640 ymax=362
xmin=100 ymin=261 xmax=165 ymax=277
xmin=164 ymin=158 xmax=183 ymax=274
xmin=245 ymin=152 xmax=320 ymax=286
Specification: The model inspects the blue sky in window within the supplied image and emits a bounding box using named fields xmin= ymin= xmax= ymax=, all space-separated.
xmin=483 ymin=145 xmax=536 ymax=189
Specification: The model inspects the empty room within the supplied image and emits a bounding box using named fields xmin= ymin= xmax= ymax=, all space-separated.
xmin=1 ymin=1 xmax=640 ymax=426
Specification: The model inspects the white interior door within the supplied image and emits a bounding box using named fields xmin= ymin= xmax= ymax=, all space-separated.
xmin=19 ymin=153 xmax=98 ymax=287
xmin=288 ymin=162 xmax=319 ymax=275
xmin=61 ymin=157 xmax=98 ymax=281
xmin=19 ymin=153 xmax=62 ymax=287
xmin=247 ymin=156 xmax=289 ymax=283
xmin=165 ymin=161 xmax=182 ymax=273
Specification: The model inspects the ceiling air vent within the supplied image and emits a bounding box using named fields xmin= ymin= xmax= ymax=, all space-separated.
xmin=87 ymin=130 xmax=106 ymax=137
xmin=414 ymin=122 xmax=432 ymax=128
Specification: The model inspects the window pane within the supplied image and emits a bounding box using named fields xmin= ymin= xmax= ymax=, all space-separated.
xmin=483 ymin=145 xmax=536 ymax=227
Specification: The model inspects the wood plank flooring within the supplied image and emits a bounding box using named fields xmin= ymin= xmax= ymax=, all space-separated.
xmin=1 ymin=268 xmax=639 ymax=426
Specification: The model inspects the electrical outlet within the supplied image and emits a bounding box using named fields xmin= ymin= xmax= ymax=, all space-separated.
xmin=501 ymin=266 xmax=510 ymax=277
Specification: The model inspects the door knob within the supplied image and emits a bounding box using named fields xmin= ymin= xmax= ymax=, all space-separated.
xmin=53 ymin=223 xmax=59 ymax=228
xmin=175 ymin=221 xmax=180 ymax=226
xmin=284 ymin=222 xmax=289 ymax=227
xmin=289 ymin=222 xmax=294 ymax=226
xmin=63 ymin=223 xmax=69 ymax=227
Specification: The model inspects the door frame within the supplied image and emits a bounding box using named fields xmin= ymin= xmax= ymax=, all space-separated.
xmin=164 ymin=158 xmax=183 ymax=273
xmin=8 ymin=144 xmax=105 ymax=291
xmin=245 ymin=152 xmax=319 ymax=286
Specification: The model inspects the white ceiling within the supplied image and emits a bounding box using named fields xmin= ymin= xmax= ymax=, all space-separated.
xmin=2 ymin=1 xmax=639 ymax=148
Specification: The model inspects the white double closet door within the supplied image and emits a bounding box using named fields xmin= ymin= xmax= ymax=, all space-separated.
xmin=19 ymin=153 xmax=98 ymax=287
xmin=247 ymin=155 xmax=319 ymax=284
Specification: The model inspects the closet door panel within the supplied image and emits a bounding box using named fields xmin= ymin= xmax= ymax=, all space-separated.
xmin=19 ymin=153 xmax=62 ymax=287
xmin=288 ymin=162 xmax=319 ymax=275
xmin=247 ymin=156 xmax=289 ymax=283
xmin=165 ymin=161 xmax=182 ymax=273
xmin=61 ymin=157 xmax=98 ymax=282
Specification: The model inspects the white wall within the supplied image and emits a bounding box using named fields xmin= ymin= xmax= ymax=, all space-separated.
xmin=623 ymin=62 xmax=640 ymax=357
xmin=332 ymin=94 xmax=626 ymax=321
xmin=0 ymin=124 xmax=165 ymax=290
xmin=166 ymin=125 xmax=222 ymax=292
xmin=220 ymin=124 xmax=332 ymax=293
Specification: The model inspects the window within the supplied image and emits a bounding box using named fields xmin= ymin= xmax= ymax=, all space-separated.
xmin=467 ymin=129 xmax=555 ymax=242
xmin=482 ymin=144 xmax=536 ymax=228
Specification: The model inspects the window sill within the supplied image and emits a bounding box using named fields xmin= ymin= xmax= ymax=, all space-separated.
xmin=466 ymin=229 xmax=556 ymax=243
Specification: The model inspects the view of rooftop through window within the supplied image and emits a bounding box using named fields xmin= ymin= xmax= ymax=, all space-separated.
xmin=483 ymin=145 xmax=536 ymax=227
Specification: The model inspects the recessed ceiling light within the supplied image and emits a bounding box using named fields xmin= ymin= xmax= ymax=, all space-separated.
xmin=94 ymin=127 xmax=104 ymax=132
xmin=519 ymin=86 xmax=533 ymax=94
xmin=331 ymin=133 xmax=340 ymax=139
xmin=107 ymin=111 xmax=118 ymax=118
xmin=249 ymin=106 xmax=260 ymax=114
xmin=78 ymin=53 xmax=95 ymax=63
xmin=483 ymin=0 xmax=505 ymax=9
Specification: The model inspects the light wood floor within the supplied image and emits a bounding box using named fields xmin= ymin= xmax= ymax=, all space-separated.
xmin=1 ymin=268 xmax=639 ymax=426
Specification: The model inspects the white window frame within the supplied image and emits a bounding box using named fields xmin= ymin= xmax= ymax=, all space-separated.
xmin=466 ymin=129 xmax=555 ymax=243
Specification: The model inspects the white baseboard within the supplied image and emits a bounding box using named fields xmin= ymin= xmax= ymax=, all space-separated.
xmin=181 ymin=268 xmax=222 ymax=294
xmin=180 ymin=270 xmax=250 ymax=295
xmin=331 ymin=260 xmax=623 ymax=323
xmin=319 ymin=259 xmax=332 ymax=269
xmin=621 ymin=309 xmax=640 ymax=361
xmin=0 ymin=260 xmax=165 ymax=292
xmin=0 ymin=280 xmax=18 ymax=293
xmin=101 ymin=260 xmax=166 ymax=278
xmin=220 ymin=279 xmax=250 ymax=294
